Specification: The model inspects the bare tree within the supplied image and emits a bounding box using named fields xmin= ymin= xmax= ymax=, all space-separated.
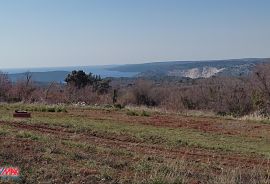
xmin=132 ymin=80 xmax=157 ymax=106
xmin=251 ymin=63 xmax=270 ymax=115
xmin=0 ymin=71 xmax=11 ymax=101
xmin=14 ymin=72 xmax=36 ymax=102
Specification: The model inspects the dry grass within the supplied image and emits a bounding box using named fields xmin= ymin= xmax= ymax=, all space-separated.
xmin=0 ymin=104 xmax=269 ymax=183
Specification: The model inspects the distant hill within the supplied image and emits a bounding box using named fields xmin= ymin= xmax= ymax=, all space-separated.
xmin=109 ymin=58 xmax=270 ymax=78
xmin=4 ymin=65 xmax=138 ymax=83
xmin=4 ymin=58 xmax=270 ymax=83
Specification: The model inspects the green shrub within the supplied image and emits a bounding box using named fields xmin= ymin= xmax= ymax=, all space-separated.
xmin=47 ymin=107 xmax=56 ymax=112
xmin=114 ymin=104 xmax=124 ymax=109
xmin=16 ymin=131 xmax=40 ymax=141
xmin=127 ymin=110 xmax=139 ymax=116
xmin=141 ymin=110 xmax=150 ymax=117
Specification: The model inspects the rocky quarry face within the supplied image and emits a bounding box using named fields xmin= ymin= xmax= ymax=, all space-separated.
xmin=168 ymin=67 xmax=225 ymax=79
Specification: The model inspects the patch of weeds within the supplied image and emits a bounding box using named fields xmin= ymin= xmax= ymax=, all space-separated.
xmin=85 ymin=160 xmax=97 ymax=168
xmin=49 ymin=143 xmax=62 ymax=154
xmin=34 ymin=146 xmax=46 ymax=153
xmin=217 ymin=111 xmax=228 ymax=116
xmin=85 ymin=145 xmax=98 ymax=154
xmin=16 ymin=131 xmax=40 ymax=141
xmin=56 ymin=107 xmax=67 ymax=112
xmin=42 ymin=153 xmax=54 ymax=163
xmin=141 ymin=110 xmax=151 ymax=117
xmin=138 ymin=160 xmax=189 ymax=184
xmin=135 ymin=161 xmax=153 ymax=173
xmin=146 ymin=177 xmax=184 ymax=184
xmin=63 ymin=141 xmax=98 ymax=154
xmin=47 ymin=107 xmax=56 ymax=112
xmin=41 ymin=107 xmax=47 ymax=112
xmin=0 ymin=127 xmax=9 ymax=136
xmin=175 ymin=139 xmax=189 ymax=147
xmin=140 ymin=134 xmax=166 ymax=144
xmin=103 ymin=156 xmax=129 ymax=169
xmin=100 ymin=167 xmax=114 ymax=182
xmin=114 ymin=104 xmax=124 ymax=109
xmin=127 ymin=110 xmax=139 ymax=116
xmin=146 ymin=178 xmax=169 ymax=184
xmin=157 ymin=165 xmax=175 ymax=176
xmin=109 ymin=148 xmax=134 ymax=157
xmin=146 ymin=156 xmax=164 ymax=163
xmin=72 ymin=152 xmax=88 ymax=160
xmin=104 ymin=104 xmax=114 ymax=109
xmin=59 ymin=166 xmax=75 ymax=181
xmin=13 ymin=104 xmax=68 ymax=113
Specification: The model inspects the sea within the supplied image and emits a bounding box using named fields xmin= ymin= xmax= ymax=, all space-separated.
xmin=1 ymin=65 xmax=138 ymax=78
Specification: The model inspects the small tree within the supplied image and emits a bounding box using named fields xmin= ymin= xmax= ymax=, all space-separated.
xmin=95 ymin=79 xmax=111 ymax=94
xmin=65 ymin=70 xmax=90 ymax=89
xmin=64 ymin=70 xmax=111 ymax=104
xmin=65 ymin=70 xmax=110 ymax=92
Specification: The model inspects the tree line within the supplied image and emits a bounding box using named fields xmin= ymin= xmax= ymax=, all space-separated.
xmin=1 ymin=65 xmax=270 ymax=117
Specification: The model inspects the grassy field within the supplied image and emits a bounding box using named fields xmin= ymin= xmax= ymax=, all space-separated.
xmin=0 ymin=104 xmax=269 ymax=184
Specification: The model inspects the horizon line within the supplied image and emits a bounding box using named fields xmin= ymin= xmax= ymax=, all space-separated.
xmin=1 ymin=57 xmax=269 ymax=70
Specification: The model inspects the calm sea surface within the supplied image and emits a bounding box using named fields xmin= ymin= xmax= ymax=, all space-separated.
xmin=1 ymin=65 xmax=138 ymax=78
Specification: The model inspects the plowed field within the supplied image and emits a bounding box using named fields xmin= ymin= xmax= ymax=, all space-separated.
xmin=0 ymin=105 xmax=269 ymax=183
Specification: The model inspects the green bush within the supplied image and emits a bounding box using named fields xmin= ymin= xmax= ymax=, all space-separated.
xmin=7 ymin=104 xmax=68 ymax=113
xmin=141 ymin=110 xmax=150 ymax=117
xmin=47 ymin=107 xmax=56 ymax=112
xmin=127 ymin=110 xmax=139 ymax=116
xmin=114 ymin=104 xmax=124 ymax=109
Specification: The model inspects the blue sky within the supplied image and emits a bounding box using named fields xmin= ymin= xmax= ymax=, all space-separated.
xmin=0 ymin=0 xmax=269 ymax=68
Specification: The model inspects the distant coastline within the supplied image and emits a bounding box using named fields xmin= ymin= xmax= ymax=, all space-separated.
xmin=2 ymin=58 xmax=270 ymax=83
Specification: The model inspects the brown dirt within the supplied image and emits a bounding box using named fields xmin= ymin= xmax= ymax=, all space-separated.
xmin=1 ymin=108 xmax=270 ymax=183
xmin=67 ymin=109 xmax=270 ymax=138
xmin=0 ymin=120 xmax=268 ymax=170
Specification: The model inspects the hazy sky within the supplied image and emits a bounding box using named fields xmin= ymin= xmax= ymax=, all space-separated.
xmin=0 ymin=0 xmax=269 ymax=68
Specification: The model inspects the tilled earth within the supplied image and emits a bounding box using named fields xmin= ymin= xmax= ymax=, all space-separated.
xmin=0 ymin=107 xmax=269 ymax=184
